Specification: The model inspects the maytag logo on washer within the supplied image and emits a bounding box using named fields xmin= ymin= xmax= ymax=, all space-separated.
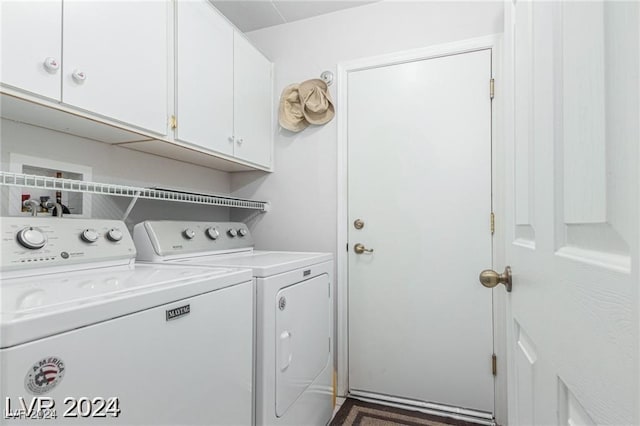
xmin=24 ymin=356 xmax=66 ymax=395
xmin=166 ymin=304 xmax=190 ymax=321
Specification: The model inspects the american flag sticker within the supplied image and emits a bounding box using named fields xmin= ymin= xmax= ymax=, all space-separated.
xmin=24 ymin=357 xmax=66 ymax=395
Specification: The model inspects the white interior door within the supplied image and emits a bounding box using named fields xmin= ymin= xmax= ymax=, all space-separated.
xmin=347 ymin=49 xmax=494 ymax=416
xmin=505 ymin=2 xmax=639 ymax=425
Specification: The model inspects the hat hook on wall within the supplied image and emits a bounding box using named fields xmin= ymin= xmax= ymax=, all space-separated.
xmin=320 ymin=70 xmax=334 ymax=86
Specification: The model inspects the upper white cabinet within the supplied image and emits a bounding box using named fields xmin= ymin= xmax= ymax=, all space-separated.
xmin=175 ymin=0 xmax=234 ymax=156
xmin=62 ymin=1 xmax=168 ymax=135
xmin=1 ymin=0 xmax=168 ymax=136
xmin=233 ymin=35 xmax=272 ymax=167
xmin=0 ymin=0 xmax=272 ymax=172
xmin=174 ymin=0 xmax=272 ymax=169
xmin=0 ymin=1 xmax=63 ymax=100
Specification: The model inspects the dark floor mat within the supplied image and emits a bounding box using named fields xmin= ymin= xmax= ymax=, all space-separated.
xmin=330 ymin=398 xmax=484 ymax=426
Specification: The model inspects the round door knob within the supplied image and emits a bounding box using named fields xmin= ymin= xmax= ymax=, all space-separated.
xmin=206 ymin=227 xmax=219 ymax=240
xmin=183 ymin=228 xmax=196 ymax=240
xmin=353 ymin=243 xmax=373 ymax=254
xmin=479 ymin=266 xmax=512 ymax=292
xmin=43 ymin=57 xmax=59 ymax=74
xmin=17 ymin=227 xmax=47 ymax=249
xmin=81 ymin=229 xmax=99 ymax=243
xmin=106 ymin=228 xmax=124 ymax=242
xmin=238 ymin=228 xmax=248 ymax=237
xmin=72 ymin=70 xmax=86 ymax=83
xmin=227 ymin=228 xmax=238 ymax=237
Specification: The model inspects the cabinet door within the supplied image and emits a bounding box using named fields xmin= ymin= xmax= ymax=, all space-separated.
xmin=175 ymin=0 xmax=233 ymax=155
xmin=0 ymin=1 xmax=62 ymax=100
xmin=233 ymin=34 xmax=272 ymax=167
xmin=62 ymin=1 xmax=168 ymax=135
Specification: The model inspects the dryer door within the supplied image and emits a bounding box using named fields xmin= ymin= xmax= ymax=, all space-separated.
xmin=275 ymin=274 xmax=331 ymax=417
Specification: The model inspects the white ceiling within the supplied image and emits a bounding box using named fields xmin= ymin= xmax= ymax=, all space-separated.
xmin=211 ymin=1 xmax=378 ymax=32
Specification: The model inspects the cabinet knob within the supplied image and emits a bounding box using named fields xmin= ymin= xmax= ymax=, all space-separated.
xmin=228 ymin=136 xmax=235 ymax=143
xmin=43 ymin=57 xmax=59 ymax=74
xmin=236 ymin=138 xmax=244 ymax=145
xmin=72 ymin=70 xmax=87 ymax=84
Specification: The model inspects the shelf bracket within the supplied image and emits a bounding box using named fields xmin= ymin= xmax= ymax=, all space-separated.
xmin=121 ymin=191 xmax=141 ymax=221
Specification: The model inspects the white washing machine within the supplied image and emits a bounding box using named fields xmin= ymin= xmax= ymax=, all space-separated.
xmin=133 ymin=221 xmax=334 ymax=426
xmin=0 ymin=217 xmax=254 ymax=425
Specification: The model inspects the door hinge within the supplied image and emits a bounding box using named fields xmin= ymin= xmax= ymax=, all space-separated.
xmin=489 ymin=78 xmax=495 ymax=100
xmin=492 ymin=353 xmax=497 ymax=376
xmin=170 ymin=115 xmax=177 ymax=130
xmin=490 ymin=212 xmax=495 ymax=235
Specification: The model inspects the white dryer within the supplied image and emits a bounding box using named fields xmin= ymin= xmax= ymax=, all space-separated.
xmin=0 ymin=217 xmax=254 ymax=425
xmin=134 ymin=221 xmax=334 ymax=426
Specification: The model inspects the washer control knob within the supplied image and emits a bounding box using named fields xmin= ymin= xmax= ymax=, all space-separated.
xmin=183 ymin=228 xmax=196 ymax=240
xmin=81 ymin=229 xmax=99 ymax=243
xmin=227 ymin=228 xmax=238 ymax=238
xmin=206 ymin=227 xmax=219 ymax=240
xmin=106 ymin=228 xmax=124 ymax=242
xmin=17 ymin=227 xmax=47 ymax=249
xmin=238 ymin=228 xmax=248 ymax=237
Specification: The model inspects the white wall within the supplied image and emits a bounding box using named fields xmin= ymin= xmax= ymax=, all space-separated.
xmin=231 ymin=1 xmax=504 ymax=253
xmin=1 ymin=118 xmax=232 ymax=229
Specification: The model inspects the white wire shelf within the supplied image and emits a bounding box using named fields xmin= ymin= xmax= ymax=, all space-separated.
xmin=0 ymin=171 xmax=269 ymax=212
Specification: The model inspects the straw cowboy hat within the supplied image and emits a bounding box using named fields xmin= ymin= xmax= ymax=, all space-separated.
xmin=278 ymin=84 xmax=309 ymax=132
xmin=298 ymin=79 xmax=335 ymax=125
xmin=278 ymin=79 xmax=335 ymax=132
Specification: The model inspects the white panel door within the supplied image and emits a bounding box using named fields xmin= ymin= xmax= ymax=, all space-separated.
xmin=175 ymin=0 xmax=234 ymax=155
xmin=62 ymin=1 xmax=168 ymax=135
xmin=0 ymin=0 xmax=62 ymax=100
xmin=504 ymin=2 xmax=639 ymax=425
xmin=348 ymin=49 xmax=494 ymax=414
xmin=233 ymin=34 xmax=272 ymax=167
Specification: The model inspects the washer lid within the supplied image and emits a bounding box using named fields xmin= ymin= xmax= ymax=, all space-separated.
xmin=0 ymin=263 xmax=252 ymax=348
xmin=174 ymin=251 xmax=333 ymax=277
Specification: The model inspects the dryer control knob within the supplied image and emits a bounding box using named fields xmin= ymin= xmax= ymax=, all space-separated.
xmin=17 ymin=227 xmax=47 ymax=249
xmin=81 ymin=229 xmax=100 ymax=243
xmin=183 ymin=228 xmax=196 ymax=240
xmin=227 ymin=228 xmax=238 ymax=238
xmin=106 ymin=228 xmax=124 ymax=242
xmin=238 ymin=228 xmax=248 ymax=237
xmin=206 ymin=227 xmax=219 ymax=240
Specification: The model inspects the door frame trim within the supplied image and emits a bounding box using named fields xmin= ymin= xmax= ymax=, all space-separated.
xmin=335 ymin=33 xmax=506 ymax=423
